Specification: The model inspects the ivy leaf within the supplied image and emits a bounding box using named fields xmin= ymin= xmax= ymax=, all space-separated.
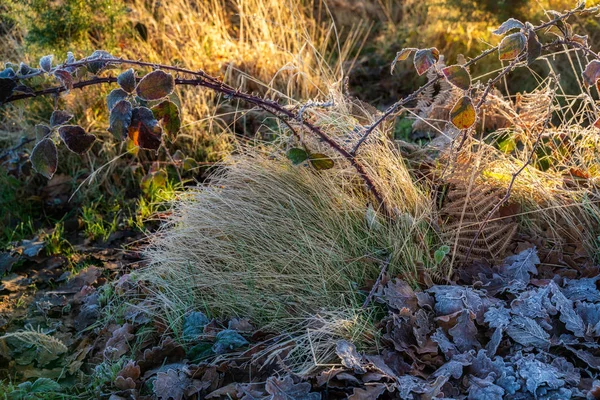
xmin=450 ymin=96 xmax=476 ymax=130
xmin=526 ymin=30 xmax=542 ymax=66
xmin=583 ymin=60 xmax=600 ymax=86
xmin=0 ymin=77 xmax=16 ymax=104
xmin=287 ymin=148 xmax=309 ymax=165
xmin=135 ymin=70 xmax=175 ymax=101
xmin=309 ymin=153 xmax=335 ymax=170
xmin=127 ymin=106 xmax=162 ymax=150
xmin=108 ymin=100 xmax=133 ymax=140
xmin=39 ymin=55 xmax=53 ymax=73
xmin=53 ymin=69 xmax=73 ymax=91
xmin=86 ymin=50 xmax=115 ymax=74
xmin=414 ymin=48 xmax=439 ymax=76
xmin=151 ymin=100 xmax=181 ymax=136
xmin=391 ymin=48 xmax=417 ymax=74
xmin=30 ymin=138 xmax=58 ymax=179
xmin=441 ymin=65 xmax=471 ymax=90
xmin=107 ymin=89 xmax=129 ymax=111
xmin=117 ymin=68 xmax=136 ymax=93
xmin=492 ymin=18 xmax=525 ymax=35
xmin=499 ymin=32 xmax=526 ymax=60
xmin=58 ymin=125 xmax=96 ymax=154
xmin=50 ymin=110 xmax=74 ymax=127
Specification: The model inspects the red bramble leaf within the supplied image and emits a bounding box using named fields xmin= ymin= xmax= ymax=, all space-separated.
xmin=441 ymin=65 xmax=471 ymax=90
xmin=58 ymin=125 xmax=96 ymax=154
xmin=128 ymin=106 xmax=162 ymax=150
xmin=414 ymin=48 xmax=439 ymax=76
xmin=30 ymin=138 xmax=58 ymax=179
xmin=136 ymin=70 xmax=175 ymax=101
xmin=499 ymin=32 xmax=526 ymax=60
xmin=583 ymin=60 xmax=600 ymax=86
xmin=450 ymin=96 xmax=476 ymax=130
xmin=53 ymin=69 xmax=73 ymax=92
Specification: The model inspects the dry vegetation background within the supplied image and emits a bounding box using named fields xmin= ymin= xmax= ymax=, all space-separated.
xmin=2 ymin=0 xmax=600 ymax=398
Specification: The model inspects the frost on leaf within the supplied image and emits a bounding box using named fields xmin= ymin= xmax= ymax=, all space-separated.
xmin=441 ymin=65 xmax=471 ymax=90
xmin=413 ymin=48 xmax=440 ymax=76
xmin=0 ymin=77 xmax=16 ymax=104
xmin=265 ymin=376 xmax=320 ymax=400
xmin=153 ymin=369 xmax=207 ymax=400
xmin=30 ymin=138 xmax=58 ymax=179
xmin=498 ymin=32 xmax=526 ymax=60
xmin=335 ymin=340 xmax=366 ymax=374
xmin=152 ymin=100 xmax=181 ymax=136
xmin=448 ymin=310 xmax=480 ymax=352
xmin=309 ymin=153 xmax=334 ymax=170
xmin=526 ymin=30 xmax=542 ymax=66
xmin=128 ymin=107 xmax=162 ymax=150
xmin=182 ymin=311 xmax=210 ymax=341
xmin=287 ymin=148 xmax=309 ymax=165
xmin=50 ymin=110 xmax=74 ymax=127
xmin=58 ymin=125 xmax=96 ymax=154
xmin=39 ymin=55 xmax=53 ymax=72
xmin=53 ymin=69 xmax=73 ymax=91
xmin=136 ymin=70 xmax=175 ymax=101
xmin=85 ymin=50 xmax=115 ymax=74
xmin=391 ymin=48 xmax=417 ymax=74
xmin=117 ymin=68 xmax=136 ymax=93
xmin=584 ymin=60 xmax=600 ymax=86
xmin=108 ymin=100 xmax=133 ymax=140
xmin=505 ymin=315 xmax=550 ymax=349
xmin=107 ymin=88 xmax=129 ymax=111
xmin=450 ymin=96 xmax=476 ymax=130
xmin=493 ymin=18 xmax=525 ymax=35
xmin=212 ymin=329 xmax=248 ymax=354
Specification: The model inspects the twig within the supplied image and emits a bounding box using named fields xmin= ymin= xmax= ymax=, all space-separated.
xmin=0 ymin=137 xmax=36 ymax=160
xmin=362 ymin=255 xmax=391 ymax=309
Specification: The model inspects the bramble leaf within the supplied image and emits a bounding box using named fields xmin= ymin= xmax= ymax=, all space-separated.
xmin=450 ymin=96 xmax=476 ymax=130
xmin=583 ymin=60 xmax=600 ymax=86
xmin=53 ymin=69 xmax=73 ymax=91
xmin=30 ymin=138 xmax=58 ymax=179
xmin=287 ymin=148 xmax=309 ymax=165
xmin=0 ymin=77 xmax=16 ymax=104
xmin=414 ymin=48 xmax=439 ymax=76
xmin=151 ymin=100 xmax=181 ymax=136
xmin=107 ymin=89 xmax=129 ymax=111
xmin=493 ymin=18 xmax=525 ymax=35
xmin=128 ymin=106 xmax=162 ymax=150
xmin=35 ymin=125 xmax=51 ymax=141
xmin=58 ymin=125 xmax=96 ymax=154
xmin=50 ymin=110 xmax=73 ymax=127
xmin=0 ymin=68 xmax=15 ymax=78
xmin=309 ymin=153 xmax=334 ymax=170
xmin=136 ymin=70 xmax=175 ymax=101
xmin=117 ymin=68 xmax=136 ymax=93
xmin=526 ymin=30 xmax=542 ymax=66
xmin=499 ymin=32 xmax=526 ymax=60
xmin=86 ymin=50 xmax=114 ymax=74
xmin=39 ymin=55 xmax=53 ymax=72
xmin=391 ymin=48 xmax=417 ymax=74
xmin=108 ymin=100 xmax=132 ymax=140
xmin=18 ymin=62 xmax=40 ymax=76
xmin=441 ymin=65 xmax=471 ymax=90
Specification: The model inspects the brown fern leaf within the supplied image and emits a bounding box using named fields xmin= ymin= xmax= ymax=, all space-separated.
xmin=440 ymin=174 xmax=518 ymax=264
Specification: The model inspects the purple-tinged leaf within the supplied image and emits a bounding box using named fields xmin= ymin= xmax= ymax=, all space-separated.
xmin=30 ymin=138 xmax=58 ymax=179
xmin=493 ymin=18 xmax=525 ymax=35
xmin=265 ymin=376 xmax=320 ymax=400
xmin=498 ymin=32 xmax=526 ymax=60
xmin=511 ymin=286 xmax=550 ymax=320
xmin=449 ymin=310 xmax=480 ymax=352
xmin=428 ymin=286 xmax=488 ymax=320
xmin=107 ymin=89 xmax=129 ymax=111
xmin=53 ymin=69 xmax=73 ymax=92
xmin=117 ymin=68 xmax=136 ymax=93
xmin=58 ymin=125 xmax=96 ymax=154
xmin=450 ymin=96 xmax=476 ymax=130
xmin=50 ymin=110 xmax=74 ymax=127
xmin=63 ymin=52 xmax=77 ymax=73
xmin=108 ymin=100 xmax=132 ymax=140
xmin=572 ymin=34 xmax=588 ymax=47
xmin=413 ymin=48 xmax=439 ymax=76
xmin=442 ymin=65 xmax=471 ymax=90
xmin=486 ymin=327 xmax=503 ymax=356
xmin=0 ymin=77 xmax=16 ymax=104
xmin=526 ymin=29 xmax=542 ymax=66
xmin=505 ymin=315 xmax=550 ymax=349
xmin=127 ymin=106 xmax=162 ymax=150
xmin=391 ymin=48 xmax=417 ymax=74
xmin=563 ymin=276 xmax=600 ymax=302
xmin=335 ymin=340 xmax=366 ymax=374
xmin=18 ymin=62 xmax=40 ymax=76
xmin=432 ymin=353 xmax=473 ymax=380
xmin=432 ymin=327 xmax=458 ymax=359
xmin=515 ymin=354 xmax=566 ymax=395
xmin=582 ymin=60 xmax=600 ymax=86
xmin=396 ymin=375 xmax=447 ymax=399
xmin=383 ymin=279 xmax=417 ymax=311
xmin=39 ymin=55 xmax=53 ymax=73
xmin=151 ymin=100 xmax=181 ymax=136
xmin=549 ymin=281 xmax=586 ymax=337
xmin=500 ymin=248 xmax=539 ymax=288
xmin=35 ymin=125 xmax=51 ymax=141
xmin=468 ymin=375 xmax=505 ymax=399
xmin=575 ymin=302 xmax=600 ymax=337
xmin=85 ymin=50 xmax=115 ymax=74
xmin=348 ymin=384 xmax=386 ymax=400
xmin=13 ymin=85 xmax=34 ymax=95
xmin=484 ymin=306 xmax=511 ymax=329
xmin=136 ymin=70 xmax=175 ymax=101
xmin=565 ymin=345 xmax=600 ymax=371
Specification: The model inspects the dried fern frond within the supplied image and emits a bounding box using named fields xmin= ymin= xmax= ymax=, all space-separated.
xmin=0 ymin=325 xmax=68 ymax=355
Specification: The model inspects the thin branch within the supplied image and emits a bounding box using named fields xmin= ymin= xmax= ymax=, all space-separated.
xmin=362 ymin=255 xmax=391 ymax=309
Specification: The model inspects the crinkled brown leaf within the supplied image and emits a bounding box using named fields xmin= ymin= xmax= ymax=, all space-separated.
xmin=30 ymin=138 xmax=58 ymax=179
xmin=265 ymin=376 xmax=320 ymax=400
xmin=58 ymin=125 xmax=96 ymax=154
xmin=136 ymin=70 xmax=175 ymax=101
xmin=348 ymin=384 xmax=387 ymax=399
xmin=391 ymin=48 xmax=417 ymax=74
xmin=53 ymin=69 xmax=73 ymax=91
xmin=335 ymin=340 xmax=366 ymax=374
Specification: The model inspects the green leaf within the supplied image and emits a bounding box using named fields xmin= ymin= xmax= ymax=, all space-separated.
xmin=450 ymin=96 xmax=476 ymax=130
xmin=182 ymin=311 xmax=210 ymax=341
xmin=29 ymin=377 xmax=62 ymax=393
xmin=0 ymin=77 xmax=16 ymax=104
xmin=492 ymin=18 xmax=525 ymax=36
xmin=30 ymin=138 xmax=58 ymax=179
xmin=414 ymin=48 xmax=439 ymax=75
xmin=58 ymin=125 xmax=96 ymax=154
xmin=212 ymin=329 xmax=248 ymax=354
xmin=391 ymin=48 xmax=417 ymax=74
xmin=49 ymin=110 xmax=73 ymax=127
xmin=439 ymin=245 xmax=450 ymax=254
xmin=128 ymin=106 xmax=162 ymax=150
xmin=498 ymin=32 xmax=526 ymax=60
xmin=309 ymin=153 xmax=335 ymax=170
xmin=151 ymin=100 xmax=181 ymax=136
xmin=287 ymin=148 xmax=309 ymax=165
xmin=107 ymin=88 xmax=129 ymax=111
xmin=108 ymin=100 xmax=133 ymax=140
xmin=39 ymin=55 xmax=53 ymax=72
xmin=526 ymin=30 xmax=542 ymax=66
xmin=117 ymin=68 xmax=136 ymax=93
xmin=135 ymin=70 xmax=175 ymax=101
xmin=441 ymin=65 xmax=471 ymax=90
xmin=583 ymin=60 xmax=600 ymax=86
xmin=434 ymin=249 xmax=446 ymax=264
